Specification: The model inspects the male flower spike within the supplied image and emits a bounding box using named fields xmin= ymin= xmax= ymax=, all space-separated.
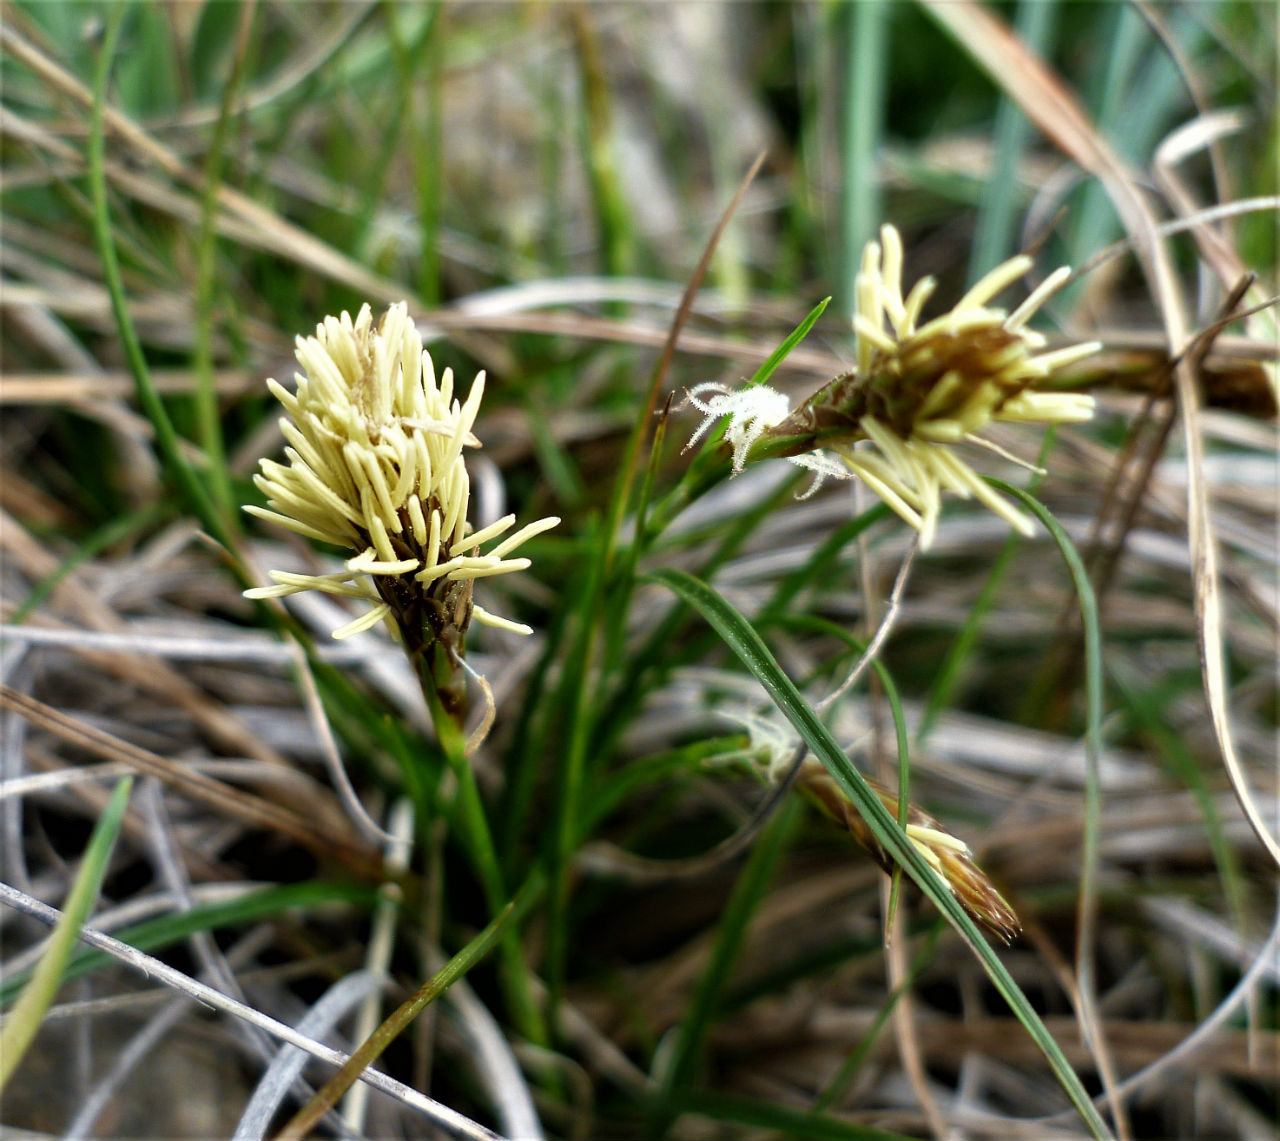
xmin=244 ymin=303 xmax=558 ymax=657
xmin=686 ymin=226 xmax=1100 ymax=549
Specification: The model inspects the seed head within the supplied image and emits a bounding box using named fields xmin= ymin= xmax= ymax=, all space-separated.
xmin=799 ymin=763 xmax=1021 ymax=943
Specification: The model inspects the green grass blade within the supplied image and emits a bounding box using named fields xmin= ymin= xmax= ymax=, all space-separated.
xmin=649 ymin=798 xmax=800 ymax=1136
xmin=761 ymin=501 xmax=892 ymax=621
xmin=89 ymin=6 xmax=237 ymax=557
xmin=968 ymin=0 xmax=1060 ymax=279
xmin=839 ymin=0 xmax=889 ymax=316
xmin=0 ymin=880 xmax=376 ymax=1009
xmin=0 ymin=777 xmax=133 ymax=1090
xmin=745 ymin=296 xmax=831 ymax=388
xmin=992 ymin=479 xmax=1123 ymax=1130
xmin=11 ymin=504 xmax=168 ymax=625
xmin=684 ymin=1088 xmax=915 ymax=1141
xmin=190 ymin=0 xmax=253 ymax=527
xmin=918 ymin=432 xmax=1056 ymax=738
xmin=644 ymin=567 xmax=1113 ymax=1140
xmin=274 ymin=871 xmax=542 ymax=1141
xmin=815 ymin=926 xmax=944 ymax=1112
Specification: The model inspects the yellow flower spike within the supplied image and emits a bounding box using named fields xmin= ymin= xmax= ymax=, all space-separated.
xmin=685 ymin=225 xmax=1101 ymax=548
xmin=244 ymin=302 xmax=559 ymax=656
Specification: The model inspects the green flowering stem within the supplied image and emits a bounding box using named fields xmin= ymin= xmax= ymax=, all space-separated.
xmin=420 ymin=655 xmax=546 ymax=1050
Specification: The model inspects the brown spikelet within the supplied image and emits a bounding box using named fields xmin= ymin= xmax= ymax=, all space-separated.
xmin=798 ymin=761 xmax=1021 ymax=943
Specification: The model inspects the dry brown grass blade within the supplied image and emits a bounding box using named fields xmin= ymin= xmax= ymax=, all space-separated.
xmin=0 ymin=685 xmax=383 ymax=878
xmin=0 ymin=370 xmax=260 ymax=403
xmin=925 ymin=0 xmax=1280 ymax=874
xmin=926 ymin=7 xmax=1277 ymax=1134
xmin=0 ymin=509 xmax=313 ymax=781
xmin=0 ymin=24 xmax=417 ymax=309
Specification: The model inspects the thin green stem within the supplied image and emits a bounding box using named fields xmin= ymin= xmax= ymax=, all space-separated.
xmin=191 ymin=0 xmax=256 ymax=527
xmin=421 ymin=653 xmax=546 ymax=1049
xmin=840 ymin=0 xmax=888 ymax=316
xmin=88 ymin=6 xmax=237 ymax=559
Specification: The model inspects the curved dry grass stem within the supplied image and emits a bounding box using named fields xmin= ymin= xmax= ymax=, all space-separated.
xmin=816 ymin=533 xmax=918 ymax=711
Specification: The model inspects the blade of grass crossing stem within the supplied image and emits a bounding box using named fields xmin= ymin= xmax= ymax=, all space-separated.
xmin=989 ymin=479 xmax=1128 ymax=1137
xmin=649 ymin=797 xmax=800 ymax=1138
xmin=0 ymin=777 xmax=133 ymax=1090
xmin=274 ymin=875 xmax=540 ymax=1141
xmin=839 ymin=0 xmax=888 ymax=315
xmin=644 ymin=567 xmax=1113 ymax=1140
xmin=89 ymin=7 xmax=236 ymax=557
xmin=968 ymin=0 xmax=1060 ymax=280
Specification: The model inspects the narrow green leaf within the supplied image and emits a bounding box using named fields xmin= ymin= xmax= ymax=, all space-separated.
xmin=746 ymin=296 xmax=831 ymax=388
xmin=991 ymin=480 xmax=1120 ymax=1126
xmin=650 ymin=799 xmax=800 ymax=1135
xmin=274 ymin=872 xmax=542 ymax=1141
xmin=89 ymin=7 xmax=237 ymax=557
xmin=839 ymin=0 xmax=889 ymax=314
xmin=644 ymin=567 xmax=1113 ymax=1140
xmin=684 ymin=1089 xmax=915 ymax=1141
xmin=968 ymin=0 xmax=1060 ymax=279
xmin=0 ymin=777 xmax=133 ymax=1090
